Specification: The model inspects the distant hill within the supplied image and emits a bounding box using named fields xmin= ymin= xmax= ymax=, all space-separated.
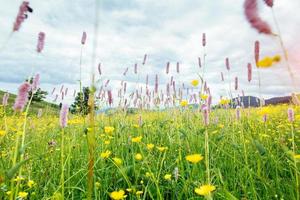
xmin=0 ymin=90 xmax=59 ymax=115
xmin=232 ymin=95 xmax=292 ymax=108
xmin=265 ymin=96 xmax=292 ymax=105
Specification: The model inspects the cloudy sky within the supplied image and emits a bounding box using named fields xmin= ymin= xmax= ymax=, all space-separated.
xmin=0 ymin=0 xmax=300 ymax=105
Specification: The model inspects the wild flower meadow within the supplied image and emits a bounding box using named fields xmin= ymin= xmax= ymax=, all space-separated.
xmin=0 ymin=0 xmax=299 ymax=199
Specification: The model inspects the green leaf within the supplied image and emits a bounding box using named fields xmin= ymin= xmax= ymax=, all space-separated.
xmin=5 ymin=159 xmax=30 ymax=180
xmin=253 ymin=140 xmax=266 ymax=156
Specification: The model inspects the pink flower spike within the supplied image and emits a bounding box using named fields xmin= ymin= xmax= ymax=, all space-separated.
xmin=108 ymin=90 xmax=113 ymax=106
xmin=59 ymin=104 xmax=69 ymax=128
xmin=13 ymin=82 xmax=31 ymax=112
xmin=2 ymin=93 xmax=9 ymax=106
xmin=198 ymin=57 xmax=201 ymax=68
xmin=98 ymin=63 xmax=102 ymax=75
xmin=247 ymin=63 xmax=252 ymax=82
xmin=142 ymin=54 xmax=147 ymax=65
xmin=235 ymin=77 xmax=238 ymax=90
xmin=155 ymin=74 xmax=158 ymax=94
xmin=221 ymin=72 xmax=224 ymax=81
xmin=244 ymin=0 xmax=272 ymax=34
xmin=255 ymin=41 xmax=260 ymax=64
xmin=288 ymin=108 xmax=295 ymax=122
xmin=32 ymin=73 xmax=40 ymax=91
xmin=202 ymin=105 xmax=209 ymax=126
xmin=37 ymin=32 xmax=45 ymax=53
xmin=202 ymin=33 xmax=206 ymax=47
xmin=166 ymin=62 xmax=170 ymax=74
xmin=51 ymin=87 xmax=56 ymax=95
xmin=13 ymin=1 xmax=31 ymax=32
xmin=263 ymin=0 xmax=273 ymax=7
xmin=236 ymin=106 xmax=241 ymax=120
xmin=81 ymin=31 xmax=87 ymax=45
xmin=226 ymin=58 xmax=230 ymax=71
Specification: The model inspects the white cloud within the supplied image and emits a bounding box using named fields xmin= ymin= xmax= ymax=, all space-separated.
xmin=0 ymin=0 xmax=299 ymax=106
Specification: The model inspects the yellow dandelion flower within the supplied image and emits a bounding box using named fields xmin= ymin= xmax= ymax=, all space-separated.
xmin=110 ymin=189 xmax=127 ymax=200
xmin=294 ymin=154 xmax=300 ymax=159
xmin=133 ymin=124 xmax=139 ymax=128
xmin=191 ymin=79 xmax=199 ymax=87
xmin=257 ymin=57 xmax=274 ymax=68
xmin=14 ymin=176 xmax=25 ymax=182
xmin=18 ymin=191 xmax=28 ymax=198
xmin=132 ymin=136 xmax=142 ymax=143
xmin=104 ymin=126 xmax=115 ymax=134
xmin=164 ymin=174 xmax=172 ymax=181
xmin=258 ymin=107 xmax=270 ymax=116
xmin=0 ymin=130 xmax=6 ymax=137
xmin=104 ymin=140 xmax=110 ymax=145
xmin=147 ymin=143 xmax=155 ymax=150
xmin=100 ymin=150 xmax=111 ymax=159
xmin=201 ymin=94 xmax=208 ymax=100
xmin=135 ymin=153 xmax=143 ymax=160
xmin=180 ymin=100 xmax=188 ymax=107
xmin=194 ymin=184 xmax=216 ymax=196
xmin=219 ymin=98 xmax=230 ymax=105
xmin=27 ymin=180 xmax=35 ymax=188
xmin=112 ymin=157 xmax=122 ymax=166
xmin=146 ymin=172 xmax=153 ymax=177
xmin=186 ymin=154 xmax=204 ymax=164
xmin=157 ymin=146 xmax=168 ymax=152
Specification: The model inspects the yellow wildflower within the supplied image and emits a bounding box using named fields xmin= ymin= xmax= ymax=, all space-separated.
xmin=201 ymin=94 xmax=208 ymax=100
xmin=294 ymin=154 xmax=300 ymax=159
xmin=0 ymin=130 xmax=6 ymax=137
xmin=135 ymin=153 xmax=143 ymax=160
xmin=257 ymin=56 xmax=273 ymax=68
xmin=132 ymin=136 xmax=142 ymax=143
xmin=258 ymin=107 xmax=270 ymax=116
xmin=100 ymin=150 xmax=111 ymax=159
xmin=110 ymin=189 xmax=127 ymax=200
xmin=27 ymin=180 xmax=35 ymax=188
xmin=219 ymin=98 xmax=230 ymax=105
xmin=194 ymin=184 xmax=216 ymax=196
xmin=18 ymin=192 xmax=28 ymax=198
xmin=180 ymin=100 xmax=188 ymax=107
xmin=14 ymin=176 xmax=25 ymax=182
xmin=112 ymin=157 xmax=122 ymax=166
xmin=157 ymin=146 xmax=168 ymax=152
xmin=147 ymin=143 xmax=155 ymax=150
xmin=104 ymin=126 xmax=115 ymax=134
xmin=104 ymin=140 xmax=110 ymax=145
xmin=191 ymin=80 xmax=199 ymax=87
xmin=186 ymin=154 xmax=204 ymax=164
xmin=136 ymin=191 xmax=143 ymax=195
xmin=164 ymin=174 xmax=172 ymax=181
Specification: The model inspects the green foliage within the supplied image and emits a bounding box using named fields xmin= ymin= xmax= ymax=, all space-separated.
xmin=70 ymin=87 xmax=97 ymax=115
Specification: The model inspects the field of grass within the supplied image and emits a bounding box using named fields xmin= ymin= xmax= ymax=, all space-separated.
xmin=0 ymin=90 xmax=59 ymax=116
xmin=0 ymin=103 xmax=299 ymax=199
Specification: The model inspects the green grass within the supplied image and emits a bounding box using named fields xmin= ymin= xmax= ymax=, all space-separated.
xmin=0 ymin=105 xmax=299 ymax=199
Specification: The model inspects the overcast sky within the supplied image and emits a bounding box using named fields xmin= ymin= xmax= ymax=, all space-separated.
xmin=0 ymin=0 xmax=300 ymax=105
